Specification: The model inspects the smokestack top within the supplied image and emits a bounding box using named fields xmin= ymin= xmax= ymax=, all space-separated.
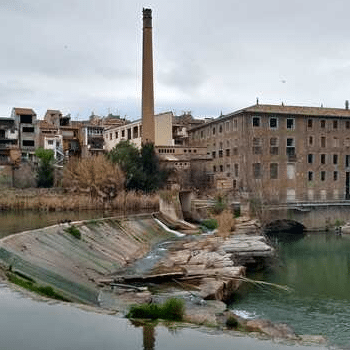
xmin=143 ymin=8 xmax=152 ymax=28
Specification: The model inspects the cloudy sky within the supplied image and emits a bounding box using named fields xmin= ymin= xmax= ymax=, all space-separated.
xmin=1 ymin=0 xmax=350 ymax=120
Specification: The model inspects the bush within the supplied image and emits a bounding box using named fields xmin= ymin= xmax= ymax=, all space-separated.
xmin=201 ymin=218 xmax=218 ymax=230
xmin=127 ymin=298 xmax=185 ymax=321
xmin=226 ymin=315 xmax=239 ymax=329
xmin=64 ymin=225 xmax=81 ymax=239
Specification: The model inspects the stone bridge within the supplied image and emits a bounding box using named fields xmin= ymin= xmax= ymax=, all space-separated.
xmin=264 ymin=202 xmax=350 ymax=231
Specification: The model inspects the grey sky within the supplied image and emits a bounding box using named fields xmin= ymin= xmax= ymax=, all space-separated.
xmin=1 ymin=0 xmax=350 ymax=120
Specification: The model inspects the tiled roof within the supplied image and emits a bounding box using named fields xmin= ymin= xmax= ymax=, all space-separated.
xmin=243 ymin=104 xmax=350 ymax=117
xmin=13 ymin=108 xmax=36 ymax=116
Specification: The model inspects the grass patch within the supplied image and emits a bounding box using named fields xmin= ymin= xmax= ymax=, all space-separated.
xmin=64 ymin=225 xmax=81 ymax=239
xmin=6 ymin=272 xmax=70 ymax=302
xmin=127 ymin=298 xmax=185 ymax=321
xmin=201 ymin=218 xmax=218 ymax=230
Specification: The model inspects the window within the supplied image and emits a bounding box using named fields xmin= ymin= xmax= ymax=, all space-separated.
xmin=233 ymin=147 xmax=238 ymax=155
xmin=22 ymin=140 xmax=34 ymax=147
xmin=252 ymin=117 xmax=260 ymax=127
xmin=307 ymin=119 xmax=313 ymax=128
xmin=218 ymin=150 xmax=223 ymax=158
xmin=333 ymin=137 xmax=339 ymax=148
xmin=270 ymin=137 xmax=279 ymax=155
xmin=333 ymin=120 xmax=338 ymax=129
xmin=115 ymin=131 xmax=118 ymax=139
xmin=220 ymin=165 xmax=224 ymax=172
xmin=346 ymin=155 xmax=350 ymax=168
xmin=270 ymin=163 xmax=278 ymax=179
xmin=308 ymin=171 xmax=313 ymax=181
xmin=308 ymin=154 xmax=314 ymax=163
xmin=286 ymin=189 xmax=296 ymax=202
xmin=270 ymin=117 xmax=278 ymax=129
xmin=287 ymin=164 xmax=295 ymax=179
xmin=253 ymin=137 xmax=262 ymax=154
xmin=213 ymin=165 xmax=216 ymax=172
xmin=287 ymin=118 xmax=295 ymax=129
xmin=253 ymin=163 xmax=262 ymax=179
xmin=320 ymin=171 xmax=326 ymax=181
xmin=225 ymin=122 xmax=229 ymax=131
xmin=200 ymin=130 xmax=204 ymax=139
xmin=234 ymin=163 xmax=239 ymax=177
xmin=212 ymin=127 xmax=216 ymax=135
xmin=320 ymin=154 xmax=326 ymax=164
xmin=309 ymin=136 xmax=314 ymax=146
xmin=133 ymin=126 xmax=138 ymax=138
xmin=321 ymin=136 xmax=326 ymax=148
xmin=233 ymin=119 xmax=238 ymax=130
xmin=226 ymin=149 xmax=230 ymax=156
xmin=48 ymin=140 xmax=54 ymax=145
xmin=127 ymin=129 xmax=131 ymax=140
xmin=212 ymin=151 xmax=216 ymax=158
xmin=345 ymin=138 xmax=350 ymax=147
xmin=219 ymin=125 xmax=223 ymax=133
xmin=346 ymin=120 xmax=350 ymax=129
xmin=334 ymin=171 xmax=338 ymax=181
xmin=121 ymin=130 xmax=125 ymax=138
xmin=286 ymin=138 xmax=295 ymax=159
xmin=333 ymin=154 xmax=338 ymax=164
xmin=320 ymin=120 xmax=326 ymax=128
xmin=109 ymin=133 xmax=112 ymax=140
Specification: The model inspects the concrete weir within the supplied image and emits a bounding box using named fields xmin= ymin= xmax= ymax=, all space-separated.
xmin=0 ymin=213 xmax=274 ymax=308
xmin=0 ymin=214 xmax=172 ymax=304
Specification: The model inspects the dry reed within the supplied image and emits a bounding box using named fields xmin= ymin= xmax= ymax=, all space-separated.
xmin=215 ymin=209 xmax=236 ymax=238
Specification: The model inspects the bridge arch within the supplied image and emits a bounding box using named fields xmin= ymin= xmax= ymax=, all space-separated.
xmin=264 ymin=219 xmax=306 ymax=235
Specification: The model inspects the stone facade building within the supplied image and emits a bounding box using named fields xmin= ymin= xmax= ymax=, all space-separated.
xmin=189 ymin=103 xmax=350 ymax=202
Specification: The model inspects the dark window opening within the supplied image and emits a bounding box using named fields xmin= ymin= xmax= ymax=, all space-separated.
xmin=346 ymin=155 xmax=350 ymax=168
xmin=22 ymin=140 xmax=34 ymax=147
xmin=333 ymin=120 xmax=338 ymax=129
xmin=20 ymin=115 xmax=32 ymax=124
xmin=0 ymin=130 xmax=5 ymax=138
xmin=320 ymin=120 xmax=326 ymax=128
xmin=287 ymin=118 xmax=294 ymax=129
xmin=346 ymin=121 xmax=350 ymax=129
xmin=226 ymin=149 xmax=230 ymax=156
xmin=307 ymin=119 xmax=313 ymax=128
xmin=252 ymin=117 xmax=260 ymax=127
xmin=309 ymin=136 xmax=314 ymax=145
xmin=308 ymin=171 xmax=313 ymax=181
xmin=321 ymin=136 xmax=326 ymax=148
xmin=334 ymin=171 xmax=338 ymax=181
xmin=333 ymin=154 xmax=338 ymax=164
xmin=320 ymin=171 xmax=326 ymax=181
xmin=22 ymin=127 xmax=34 ymax=133
xmin=308 ymin=154 xmax=313 ymax=163
xmin=321 ymin=154 xmax=326 ymax=164
xmin=270 ymin=118 xmax=277 ymax=128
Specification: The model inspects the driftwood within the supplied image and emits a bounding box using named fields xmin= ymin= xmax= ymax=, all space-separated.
xmin=112 ymin=272 xmax=185 ymax=284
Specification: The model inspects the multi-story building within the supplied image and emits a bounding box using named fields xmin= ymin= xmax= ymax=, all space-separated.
xmin=103 ymin=112 xmax=173 ymax=151
xmin=189 ymin=102 xmax=350 ymax=202
xmin=11 ymin=108 xmax=38 ymax=161
xmin=0 ymin=117 xmax=19 ymax=165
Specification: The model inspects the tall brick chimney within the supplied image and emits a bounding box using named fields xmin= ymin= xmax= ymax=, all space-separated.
xmin=141 ymin=8 xmax=155 ymax=144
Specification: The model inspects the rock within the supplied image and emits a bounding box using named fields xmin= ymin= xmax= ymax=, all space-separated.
xmin=298 ymin=334 xmax=327 ymax=345
xmin=245 ymin=319 xmax=298 ymax=340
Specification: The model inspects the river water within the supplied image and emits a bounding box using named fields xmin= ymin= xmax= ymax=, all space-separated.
xmin=231 ymin=232 xmax=350 ymax=348
xmin=0 ymin=211 xmax=341 ymax=349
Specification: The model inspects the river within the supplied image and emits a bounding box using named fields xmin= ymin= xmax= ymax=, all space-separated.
xmin=231 ymin=232 xmax=350 ymax=348
xmin=0 ymin=211 xmax=341 ymax=349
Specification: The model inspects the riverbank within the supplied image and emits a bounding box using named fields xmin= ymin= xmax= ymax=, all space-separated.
xmin=0 ymin=188 xmax=158 ymax=211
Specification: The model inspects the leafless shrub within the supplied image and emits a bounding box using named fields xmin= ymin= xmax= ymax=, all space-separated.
xmin=216 ymin=209 xmax=236 ymax=238
xmin=62 ymin=155 xmax=125 ymax=201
